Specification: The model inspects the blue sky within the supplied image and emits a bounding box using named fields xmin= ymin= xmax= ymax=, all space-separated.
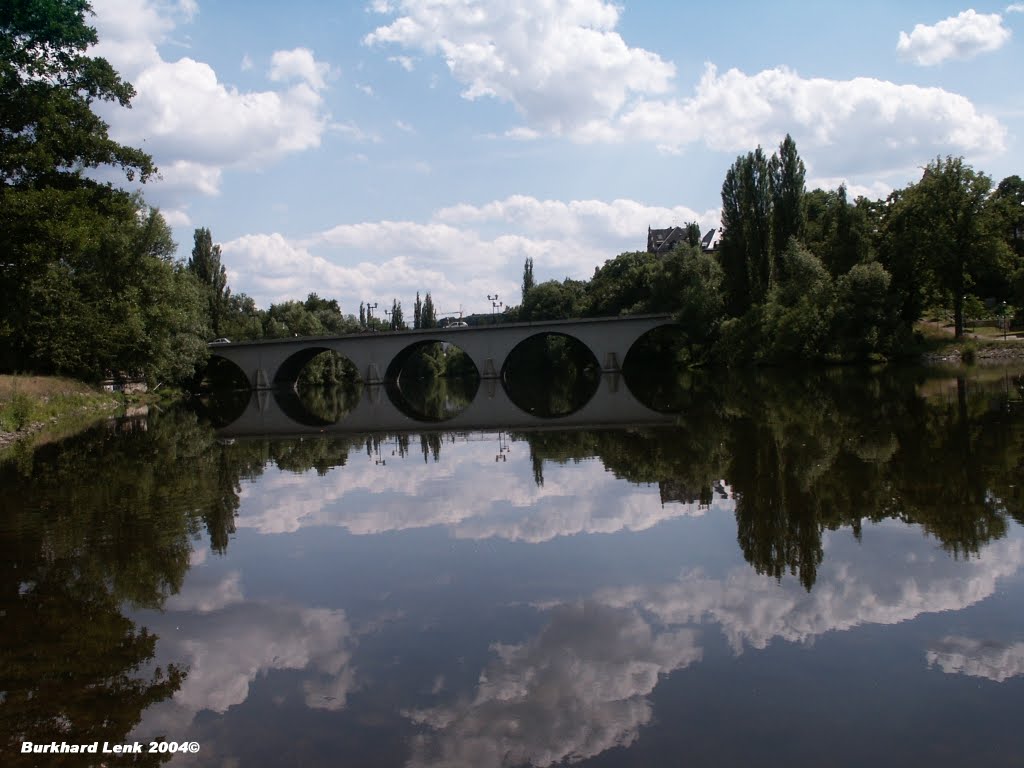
xmin=90 ymin=1 xmax=1023 ymax=317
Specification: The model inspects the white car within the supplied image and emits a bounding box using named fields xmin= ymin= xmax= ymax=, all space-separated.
xmin=209 ymin=338 xmax=231 ymax=345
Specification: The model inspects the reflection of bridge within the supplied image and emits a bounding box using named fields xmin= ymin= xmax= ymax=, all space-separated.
xmin=216 ymin=374 xmax=676 ymax=438
xmin=208 ymin=314 xmax=675 ymax=389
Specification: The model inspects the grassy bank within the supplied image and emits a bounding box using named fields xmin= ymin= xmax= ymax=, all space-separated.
xmin=0 ymin=375 xmax=136 ymax=456
xmin=912 ymin=320 xmax=1024 ymax=364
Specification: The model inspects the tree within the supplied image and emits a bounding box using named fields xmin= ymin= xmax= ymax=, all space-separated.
xmin=887 ymin=157 xmax=1007 ymax=337
xmin=390 ymin=298 xmax=405 ymax=330
xmin=520 ymin=279 xmax=587 ymax=321
xmin=585 ymin=251 xmax=659 ymax=316
xmin=359 ymin=302 xmax=366 ymax=328
xmin=0 ymin=0 xmax=155 ymax=188
xmin=719 ymin=146 xmax=773 ymax=313
xmin=522 ymin=257 xmax=535 ymax=301
xmin=188 ymin=227 xmax=230 ymax=337
xmin=769 ymin=133 xmax=806 ymax=278
xmin=413 ymin=291 xmax=423 ymax=330
xmin=421 ymin=292 xmax=437 ymax=329
xmin=683 ymin=221 xmax=702 ymax=248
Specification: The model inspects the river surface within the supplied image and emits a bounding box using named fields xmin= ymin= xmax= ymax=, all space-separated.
xmin=2 ymin=366 xmax=1024 ymax=767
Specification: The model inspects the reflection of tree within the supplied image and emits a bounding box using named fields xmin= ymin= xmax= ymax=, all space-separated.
xmin=0 ymin=413 xmax=227 ymax=764
xmin=0 ymin=564 xmax=183 ymax=767
xmin=520 ymin=367 xmax=1024 ymax=590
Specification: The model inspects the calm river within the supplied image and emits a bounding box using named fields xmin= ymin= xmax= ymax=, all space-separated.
xmin=3 ymin=366 xmax=1024 ymax=767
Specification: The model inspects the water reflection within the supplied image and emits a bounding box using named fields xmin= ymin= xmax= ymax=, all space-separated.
xmin=3 ymin=367 xmax=1024 ymax=765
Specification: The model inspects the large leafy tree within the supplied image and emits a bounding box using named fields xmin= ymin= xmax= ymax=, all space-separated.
xmin=884 ymin=157 xmax=1008 ymax=337
xmin=0 ymin=0 xmax=154 ymax=188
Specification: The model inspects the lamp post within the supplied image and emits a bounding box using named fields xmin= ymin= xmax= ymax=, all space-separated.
xmin=488 ymin=294 xmax=502 ymax=323
xmin=366 ymin=302 xmax=378 ymax=324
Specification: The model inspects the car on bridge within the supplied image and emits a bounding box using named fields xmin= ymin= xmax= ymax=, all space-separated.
xmin=209 ymin=338 xmax=231 ymax=345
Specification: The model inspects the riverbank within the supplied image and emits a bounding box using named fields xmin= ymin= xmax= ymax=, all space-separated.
xmin=0 ymin=375 xmax=148 ymax=455
xmin=913 ymin=320 xmax=1024 ymax=365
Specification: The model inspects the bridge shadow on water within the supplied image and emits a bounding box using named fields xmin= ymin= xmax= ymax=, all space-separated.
xmin=212 ymin=372 xmax=678 ymax=439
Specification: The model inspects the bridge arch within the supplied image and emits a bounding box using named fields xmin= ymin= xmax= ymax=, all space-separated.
xmin=383 ymin=338 xmax=481 ymax=383
xmin=273 ymin=346 xmax=358 ymax=389
xmin=501 ymin=331 xmax=602 ymax=418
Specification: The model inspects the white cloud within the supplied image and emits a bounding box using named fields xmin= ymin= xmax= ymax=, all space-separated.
xmin=897 ymin=10 xmax=1011 ymax=66
xmin=365 ymin=0 xmax=675 ymax=135
xmin=1008 ymin=3 xmax=1024 ymax=13
xmin=90 ymin=1 xmax=334 ymax=202
xmin=240 ymin=53 xmax=253 ymax=71
xmin=269 ymin=47 xmax=332 ymax=90
xmin=395 ymin=119 xmax=415 ymax=132
xmin=388 ymin=55 xmax=416 ymax=71
xmin=365 ymin=1 xmax=1006 ymax=175
xmin=356 ymin=83 xmax=375 ymax=96
xmin=221 ymin=194 xmax=718 ymax=310
xmin=614 ymin=64 xmax=1006 ymax=171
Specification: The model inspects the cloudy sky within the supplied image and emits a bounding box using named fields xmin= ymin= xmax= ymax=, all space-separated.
xmin=90 ymin=0 xmax=1023 ymax=316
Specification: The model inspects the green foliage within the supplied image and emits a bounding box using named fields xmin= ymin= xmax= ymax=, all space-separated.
xmin=1 ymin=389 xmax=33 ymax=430
xmin=664 ymin=248 xmax=725 ymax=360
xmin=188 ymin=227 xmax=230 ymax=337
xmin=832 ymin=261 xmax=898 ymax=359
xmin=762 ymin=242 xmax=834 ymax=362
xmin=802 ymin=185 xmax=873 ymax=276
xmin=421 ymin=292 xmax=437 ymax=328
xmin=519 ymin=279 xmax=587 ymax=321
xmin=720 ymin=146 xmax=773 ymax=312
xmin=0 ymin=188 xmax=208 ymax=382
xmin=0 ymin=0 xmax=155 ymax=188
xmin=883 ymin=156 xmax=1008 ymax=337
xmin=522 ymin=257 xmax=535 ymax=301
xmin=769 ymin=134 xmax=806 ymax=280
xmin=584 ymin=251 xmax=659 ymax=316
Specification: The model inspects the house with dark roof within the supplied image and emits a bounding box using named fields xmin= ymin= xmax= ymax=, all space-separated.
xmin=647 ymin=226 xmax=722 ymax=255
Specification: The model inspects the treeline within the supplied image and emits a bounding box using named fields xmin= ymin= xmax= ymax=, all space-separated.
xmin=512 ymin=138 xmax=1024 ymax=365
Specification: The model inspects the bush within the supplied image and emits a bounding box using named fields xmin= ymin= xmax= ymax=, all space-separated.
xmin=3 ymin=390 xmax=34 ymax=431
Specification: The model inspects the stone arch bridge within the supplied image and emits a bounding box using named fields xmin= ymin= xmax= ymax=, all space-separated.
xmin=207 ymin=314 xmax=676 ymax=390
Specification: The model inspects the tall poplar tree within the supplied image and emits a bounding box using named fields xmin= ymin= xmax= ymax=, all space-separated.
xmin=188 ymin=227 xmax=230 ymax=337
xmin=769 ymin=133 xmax=806 ymax=278
xmin=421 ymin=292 xmax=437 ymax=328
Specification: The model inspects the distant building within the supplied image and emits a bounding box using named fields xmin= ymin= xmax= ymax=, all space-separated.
xmin=647 ymin=226 xmax=722 ymax=255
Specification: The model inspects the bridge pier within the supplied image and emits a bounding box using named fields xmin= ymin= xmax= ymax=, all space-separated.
xmin=601 ymin=352 xmax=620 ymax=373
xmin=480 ymin=357 xmax=500 ymax=379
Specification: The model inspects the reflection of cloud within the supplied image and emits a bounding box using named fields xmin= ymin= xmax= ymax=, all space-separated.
xmin=600 ymin=534 xmax=1024 ymax=653
xmin=135 ymin=573 xmax=355 ymax=736
xmin=164 ymin=570 xmax=244 ymax=613
xmin=236 ymin=439 xmax=717 ymax=541
xmin=406 ymin=602 xmax=701 ymax=768
xmin=927 ymin=637 xmax=1024 ymax=683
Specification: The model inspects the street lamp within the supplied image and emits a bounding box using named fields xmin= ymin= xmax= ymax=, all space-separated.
xmin=488 ymin=294 xmax=502 ymax=322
